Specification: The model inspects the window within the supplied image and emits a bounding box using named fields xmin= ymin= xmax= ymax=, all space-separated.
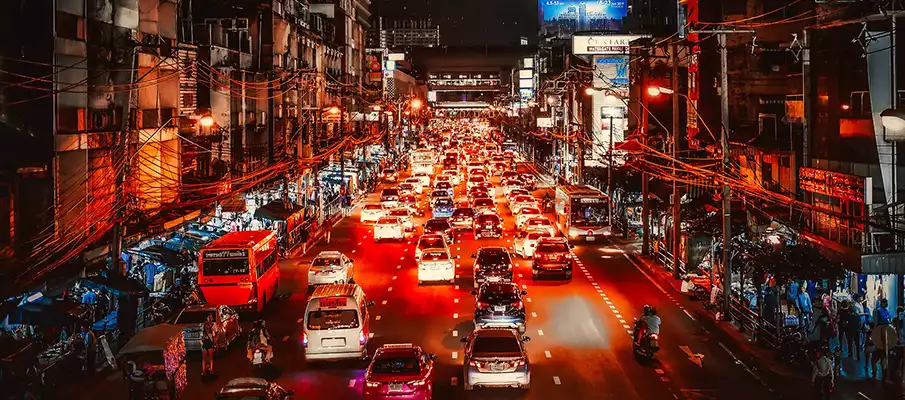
xmin=306 ymin=309 xmax=359 ymax=330
xmin=257 ymin=248 xmax=277 ymax=277
xmin=56 ymin=12 xmax=86 ymax=41
xmin=203 ymin=258 xmax=249 ymax=276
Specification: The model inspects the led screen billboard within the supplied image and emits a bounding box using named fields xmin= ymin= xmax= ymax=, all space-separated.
xmin=539 ymin=0 xmax=628 ymax=39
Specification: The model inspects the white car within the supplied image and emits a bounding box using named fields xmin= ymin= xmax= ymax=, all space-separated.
xmin=467 ymin=175 xmax=487 ymax=191
xmin=515 ymin=207 xmax=543 ymax=229
xmin=417 ymin=248 xmax=456 ymax=285
xmin=388 ymin=208 xmax=414 ymax=231
xmin=360 ymin=204 xmax=387 ymax=223
xmin=374 ymin=216 xmax=405 ymax=242
xmin=435 ymin=181 xmax=455 ymax=197
xmin=397 ymin=183 xmax=415 ymax=197
xmin=522 ymin=217 xmax=557 ymax=236
xmin=507 ymin=189 xmax=530 ymax=205
xmin=472 ymin=198 xmax=496 ymax=215
xmin=503 ymin=181 xmax=524 ymax=197
xmin=404 ymin=177 xmax=425 ymax=194
xmin=308 ymin=251 xmax=355 ymax=287
xmin=415 ymin=234 xmax=449 ymax=261
xmin=510 ymin=195 xmax=539 ymax=215
xmin=413 ymin=172 xmax=432 ymax=188
xmin=513 ymin=231 xmax=553 ymax=259
xmin=443 ymin=170 xmax=461 ymax=185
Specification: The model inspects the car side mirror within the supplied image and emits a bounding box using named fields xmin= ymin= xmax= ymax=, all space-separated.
xmin=521 ymin=290 xmax=528 ymax=296
xmin=367 ymin=301 xmax=376 ymax=307
xmin=459 ymin=337 xmax=468 ymax=343
xmin=470 ymin=254 xmax=476 ymax=258
xmin=522 ymin=336 xmax=532 ymax=342
xmin=470 ymin=290 xmax=478 ymax=296
xmin=429 ymin=353 xmax=438 ymax=360
xmin=350 ymin=259 xmax=355 ymax=263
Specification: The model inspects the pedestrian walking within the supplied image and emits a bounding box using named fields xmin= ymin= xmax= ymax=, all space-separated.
xmin=874 ymin=298 xmax=892 ymax=327
xmin=797 ymin=285 xmax=813 ymax=329
xmin=201 ymin=313 xmax=218 ymax=376
xmin=812 ymin=349 xmax=834 ymax=399
xmin=78 ymin=325 xmax=97 ymax=376
xmin=840 ymin=303 xmax=861 ymax=360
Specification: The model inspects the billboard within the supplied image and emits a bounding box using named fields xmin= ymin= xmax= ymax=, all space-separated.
xmin=539 ymin=0 xmax=629 ymax=39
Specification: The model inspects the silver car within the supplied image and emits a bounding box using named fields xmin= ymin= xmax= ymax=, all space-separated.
xmin=173 ymin=305 xmax=241 ymax=352
xmin=461 ymin=328 xmax=531 ymax=391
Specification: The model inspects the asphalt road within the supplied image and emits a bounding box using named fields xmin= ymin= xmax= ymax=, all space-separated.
xmin=73 ymin=162 xmax=784 ymax=399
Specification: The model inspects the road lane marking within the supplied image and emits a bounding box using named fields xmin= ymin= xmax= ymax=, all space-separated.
xmin=518 ymin=273 xmax=523 ymax=278
xmin=522 ymin=284 xmax=528 ymax=289
xmin=376 ymin=315 xmax=382 ymax=321
xmin=615 ymin=314 xmax=623 ymax=319
xmin=388 ymin=287 xmax=393 ymax=292
xmin=455 ymin=285 xmax=460 ymax=290
xmin=531 ymin=312 xmax=538 ymax=318
xmin=597 ymin=289 xmax=604 ymax=293
xmin=619 ymin=319 xmax=626 ymax=323
xmin=545 ymin=350 xmax=552 ymax=358
xmin=452 ymin=352 xmax=458 ymax=359
xmin=537 ymin=330 xmax=544 ymax=336
xmin=609 ymin=305 xmax=617 ymax=309
xmin=348 ymin=379 xmax=356 ymax=387
xmin=605 ymin=300 xmax=612 ymax=304
xmin=626 ymin=329 xmax=634 ymax=334
xmin=451 ymin=377 xmax=458 ymax=386
xmin=392 ymin=276 xmax=397 ymax=280
xmin=858 ymin=392 xmax=873 ymax=400
xmin=660 ymin=376 xmax=669 ymax=382
xmin=553 ymin=376 xmax=561 ymax=385
xmin=453 ymin=313 xmax=459 ymax=319
xmin=683 ymin=310 xmax=696 ymax=321
xmin=382 ymin=300 xmax=388 ymax=305
xmin=453 ymin=330 xmax=458 ymax=337
xmin=397 ymin=265 xmax=402 ymax=269
xmin=655 ymin=369 xmax=665 ymax=374
xmin=623 ymin=324 xmax=631 ymax=329
xmin=296 ymin=318 xmax=303 ymax=323
xmin=454 ymin=298 xmax=459 ymax=303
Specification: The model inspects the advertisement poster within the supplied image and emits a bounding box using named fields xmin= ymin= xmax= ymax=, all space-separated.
xmin=539 ymin=0 xmax=629 ymax=39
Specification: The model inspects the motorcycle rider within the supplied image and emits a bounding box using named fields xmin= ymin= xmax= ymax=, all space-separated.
xmin=634 ymin=305 xmax=662 ymax=348
xmin=246 ymin=320 xmax=274 ymax=364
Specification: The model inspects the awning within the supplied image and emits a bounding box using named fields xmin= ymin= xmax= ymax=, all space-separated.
xmin=129 ymin=245 xmax=191 ymax=267
xmin=861 ymin=252 xmax=905 ymax=275
xmin=118 ymin=324 xmax=185 ymax=356
xmin=79 ymin=274 xmax=149 ymax=296
xmin=254 ymin=200 xmax=305 ymax=222
xmin=615 ymin=139 xmax=642 ymax=152
xmin=3 ymin=299 xmax=82 ymax=326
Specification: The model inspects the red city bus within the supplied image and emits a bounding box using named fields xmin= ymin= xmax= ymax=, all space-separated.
xmin=198 ymin=230 xmax=279 ymax=313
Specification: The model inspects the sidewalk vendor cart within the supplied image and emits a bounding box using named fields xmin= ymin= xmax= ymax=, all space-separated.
xmin=254 ymin=200 xmax=306 ymax=253
xmin=118 ymin=324 xmax=186 ymax=400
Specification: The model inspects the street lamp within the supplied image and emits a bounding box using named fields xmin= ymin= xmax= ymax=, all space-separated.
xmin=881 ymin=108 xmax=905 ymax=132
xmin=410 ymin=98 xmax=423 ymax=110
xmin=199 ymin=115 xmax=215 ymax=128
xmin=647 ymin=86 xmax=675 ymax=97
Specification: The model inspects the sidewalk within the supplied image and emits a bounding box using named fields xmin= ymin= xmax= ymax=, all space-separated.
xmin=614 ymin=237 xmax=896 ymax=399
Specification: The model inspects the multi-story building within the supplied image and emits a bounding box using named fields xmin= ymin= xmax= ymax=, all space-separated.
xmin=379 ymin=19 xmax=441 ymax=48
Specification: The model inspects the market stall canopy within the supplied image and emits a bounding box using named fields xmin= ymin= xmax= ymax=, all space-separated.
xmin=4 ymin=298 xmax=82 ymax=326
xmin=118 ymin=324 xmax=185 ymax=356
xmin=254 ymin=200 xmax=305 ymax=222
xmin=79 ymin=274 xmax=149 ymax=296
xmin=130 ymin=245 xmax=192 ymax=267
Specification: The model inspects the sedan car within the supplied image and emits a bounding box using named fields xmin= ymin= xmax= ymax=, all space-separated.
xmin=468 ymin=190 xmax=492 ymax=205
xmin=429 ymin=190 xmax=452 ymax=208
xmin=399 ymin=195 xmax=424 ymax=217
xmin=380 ymin=188 xmax=401 ymax=208
xmin=361 ymin=204 xmax=387 ymax=223
xmin=415 ymin=234 xmax=448 ymax=261
xmin=418 ymin=247 xmax=456 ymax=284
xmin=512 ymin=231 xmax=553 ymax=259
xmin=467 ymin=175 xmax=488 ymax=190
xmin=308 ymin=250 xmax=355 ymax=287
xmin=472 ymin=247 xmax=514 ymax=287
xmin=432 ymin=198 xmax=455 ymax=219
xmin=515 ymin=206 xmax=543 ymax=230
xmin=506 ymin=189 xmax=530 ymax=205
xmin=472 ymin=282 xmax=528 ymax=332
xmin=388 ymin=208 xmax=415 ymax=231
xmin=502 ymin=180 xmax=524 ymax=196
xmin=532 ymin=237 xmax=574 ymax=279
xmin=413 ymin=172 xmax=431 ymax=188
xmin=461 ymin=328 xmax=531 ymax=391
xmin=381 ymin=168 xmax=399 ymax=183
xmin=374 ymin=216 xmax=405 ymax=242
xmin=397 ymin=183 xmax=415 ymax=197
xmin=473 ymin=213 xmax=503 ymax=239
xmin=472 ymin=198 xmax=496 ymax=215
xmin=404 ymin=177 xmax=425 ymax=194
xmin=216 ymin=377 xmax=294 ymax=400
xmin=423 ymin=218 xmax=455 ymax=244
xmin=520 ymin=174 xmax=536 ymax=190
xmin=173 ymin=304 xmax=241 ymax=352
xmin=449 ymin=207 xmax=475 ymax=231
xmin=364 ymin=343 xmax=437 ymax=400
xmin=435 ymin=181 xmax=455 ymax=197
xmin=442 ymin=170 xmax=461 ymax=185
xmin=510 ymin=195 xmax=538 ymax=214
xmin=522 ymin=217 xmax=556 ymax=237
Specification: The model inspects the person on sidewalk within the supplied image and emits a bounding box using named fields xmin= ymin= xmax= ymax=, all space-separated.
xmin=201 ymin=313 xmax=219 ymax=376
xmin=77 ymin=325 xmax=97 ymax=376
xmin=840 ymin=303 xmax=861 ymax=360
xmin=865 ymin=326 xmax=881 ymax=379
xmin=873 ymin=298 xmax=892 ymax=327
xmin=812 ymin=349 xmax=834 ymax=399
xmin=797 ymin=285 xmax=813 ymax=329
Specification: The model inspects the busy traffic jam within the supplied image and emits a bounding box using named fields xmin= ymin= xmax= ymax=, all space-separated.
xmin=88 ymin=121 xmax=786 ymax=400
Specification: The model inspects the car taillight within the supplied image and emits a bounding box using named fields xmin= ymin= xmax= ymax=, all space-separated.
xmin=515 ymin=359 xmax=527 ymax=367
xmin=365 ymin=381 xmax=381 ymax=388
xmin=469 ymin=360 xmax=483 ymax=368
xmin=302 ymin=332 xmax=308 ymax=347
xmin=359 ymin=330 xmax=366 ymax=345
xmin=410 ymin=379 xmax=426 ymax=386
xmin=513 ymin=301 xmax=523 ymax=309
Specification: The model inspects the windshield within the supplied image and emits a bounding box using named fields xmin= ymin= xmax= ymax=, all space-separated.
xmin=477 ymin=251 xmax=508 ymax=264
xmin=515 ymin=196 xmax=534 ymax=203
xmin=371 ymin=356 xmax=421 ymax=374
xmin=435 ymin=199 xmax=453 ymax=207
xmin=382 ymin=189 xmax=399 ymax=197
xmin=364 ymin=205 xmax=384 ymax=211
xmin=378 ymin=217 xmax=398 ymax=224
xmin=383 ymin=169 xmax=396 ymax=174
xmin=174 ymin=310 xmax=214 ymax=325
xmin=528 ymin=219 xmax=549 ymax=226
xmin=431 ymin=191 xmax=447 ymax=198
xmin=422 ymin=251 xmax=450 ymax=261
xmin=469 ymin=176 xmax=485 ymax=182
xmin=476 ymin=215 xmax=500 ymax=224
xmin=527 ymin=233 xmax=550 ymax=240
xmin=537 ymin=243 xmax=569 ymax=253
xmin=519 ymin=208 xmax=540 ymax=215
xmin=510 ymin=190 xmax=528 ymax=197
xmin=571 ymin=203 xmax=609 ymax=226
xmin=399 ymin=184 xmax=413 ymax=190
xmin=312 ymin=257 xmax=342 ymax=267
xmin=425 ymin=221 xmax=450 ymax=230
xmin=453 ymin=208 xmax=474 ymax=217
xmin=202 ymin=258 xmax=249 ymax=276
xmin=474 ymin=199 xmax=494 ymax=207
xmin=307 ymin=309 xmax=359 ymax=330
xmin=390 ymin=210 xmax=408 ymax=217
xmin=472 ymin=336 xmax=521 ymax=354
xmin=418 ymin=237 xmax=445 ymax=249
xmin=479 ymin=285 xmax=519 ymax=303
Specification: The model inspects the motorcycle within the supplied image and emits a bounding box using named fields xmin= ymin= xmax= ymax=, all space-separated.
xmin=632 ymin=319 xmax=660 ymax=359
xmin=250 ymin=345 xmax=272 ymax=373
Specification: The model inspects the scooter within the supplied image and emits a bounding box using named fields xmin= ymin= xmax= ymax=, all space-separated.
xmin=250 ymin=346 xmax=270 ymax=373
xmin=632 ymin=320 xmax=660 ymax=360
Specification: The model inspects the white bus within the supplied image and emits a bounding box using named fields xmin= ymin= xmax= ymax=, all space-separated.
xmin=411 ymin=149 xmax=434 ymax=175
xmin=554 ymin=185 xmax=612 ymax=242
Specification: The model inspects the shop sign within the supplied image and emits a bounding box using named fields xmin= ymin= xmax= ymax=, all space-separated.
xmin=203 ymin=249 xmax=249 ymax=259
xmin=577 ymin=197 xmax=602 ymax=204
xmin=319 ymin=297 xmax=348 ymax=309
xmin=799 ymin=167 xmax=869 ymax=203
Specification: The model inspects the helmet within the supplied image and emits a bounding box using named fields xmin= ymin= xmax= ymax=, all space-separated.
xmin=642 ymin=304 xmax=652 ymax=316
xmin=649 ymin=307 xmax=658 ymax=316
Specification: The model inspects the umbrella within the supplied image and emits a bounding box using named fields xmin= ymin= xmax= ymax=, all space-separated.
xmin=118 ymin=324 xmax=185 ymax=356
xmin=872 ymin=325 xmax=897 ymax=351
xmin=80 ymin=274 xmax=149 ymax=296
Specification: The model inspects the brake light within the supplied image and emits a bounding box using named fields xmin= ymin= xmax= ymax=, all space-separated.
xmin=515 ymin=359 xmax=527 ymax=367
xmin=365 ymin=381 xmax=381 ymax=388
xmin=478 ymin=302 xmax=490 ymax=309
xmin=410 ymin=379 xmax=427 ymax=386
xmin=469 ymin=360 xmax=483 ymax=368
xmin=302 ymin=332 xmax=308 ymax=347
xmin=359 ymin=330 xmax=366 ymax=345
xmin=513 ymin=301 xmax=523 ymax=309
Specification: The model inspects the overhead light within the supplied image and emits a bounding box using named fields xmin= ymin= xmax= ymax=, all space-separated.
xmin=199 ymin=115 xmax=215 ymax=127
xmin=881 ymin=108 xmax=905 ymax=132
xmin=584 ymin=87 xmax=598 ymax=96
xmin=327 ymin=106 xmax=341 ymax=115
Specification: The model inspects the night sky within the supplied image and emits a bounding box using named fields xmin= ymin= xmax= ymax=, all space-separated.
xmin=373 ymin=0 xmax=539 ymax=46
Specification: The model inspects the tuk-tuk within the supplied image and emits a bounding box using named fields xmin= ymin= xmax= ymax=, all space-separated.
xmin=118 ymin=324 xmax=186 ymax=400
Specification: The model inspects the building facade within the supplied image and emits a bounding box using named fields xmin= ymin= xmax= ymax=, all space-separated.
xmin=379 ymin=19 xmax=440 ymax=48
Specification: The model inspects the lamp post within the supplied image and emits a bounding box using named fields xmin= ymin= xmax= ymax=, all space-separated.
xmin=648 ymin=85 xmax=684 ymax=278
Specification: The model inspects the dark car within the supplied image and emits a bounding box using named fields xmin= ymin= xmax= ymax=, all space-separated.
xmin=471 ymin=282 xmax=527 ymax=332
xmin=473 ymin=213 xmax=502 ymax=239
xmin=424 ymin=218 xmax=455 ymax=243
xmin=215 ymin=377 xmax=294 ymax=400
xmin=471 ymin=247 xmax=514 ymax=287
xmin=450 ymin=207 xmax=476 ymax=230
xmin=432 ymin=198 xmax=455 ymax=218
xmin=532 ymin=238 xmax=574 ymax=279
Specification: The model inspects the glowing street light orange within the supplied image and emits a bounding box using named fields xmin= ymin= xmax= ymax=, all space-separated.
xmin=410 ymin=98 xmax=423 ymax=110
xmin=199 ymin=115 xmax=215 ymax=128
xmin=372 ymin=105 xmax=382 ymax=111
xmin=327 ymin=106 xmax=341 ymax=115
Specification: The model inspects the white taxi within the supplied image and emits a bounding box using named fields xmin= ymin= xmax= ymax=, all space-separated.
xmin=308 ymin=251 xmax=355 ymax=288
xmin=512 ymin=231 xmax=552 ymax=259
xmin=404 ymin=177 xmax=425 ymax=194
xmin=510 ymin=195 xmax=538 ymax=215
xmin=417 ymin=247 xmax=457 ymax=285
xmin=415 ymin=234 xmax=449 ymax=261
xmin=522 ymin=217 xmax=557 ymax=237
xmin=413 ymin=172 xmax=431 ymax=188
xmin=515 ymin=206 xmax=543 ymax=230
xmin=360 ymin=204 xmax=387 ymax=223
xmin=388 ymin=208 xmax=415 ymax=231
xmin=374 ymin=216 xmax=405 ymax=242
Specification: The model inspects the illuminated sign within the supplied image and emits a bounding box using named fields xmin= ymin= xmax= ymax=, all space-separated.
xmin=319 ymin=297 xmax=348 ymax=309
xmin=573 ymin=35 xmax=644 ymax=55
xmin=203 ymin=249 xmax=249 ymax=259
xmin=578 ymin=197 xmax=602 ymax=204
xmin=519 ymin=69 xmax=533 ymax=79
xmin=519 ymin=78 xmax=533 ymax=89
xmin=384 ymin=60 xmax=396 ymax=71
xmin=523 ymin=58 xmax=534 ymax=68
xmin=540 ymin=0 xmax=628 ymax=39
xmin=799 ymin=167 xmax=869 ymax=203
xmin=387 ymin=53 xmax=405 ymax=61
xmin=427 ymin=91 xmax=437 ymax=102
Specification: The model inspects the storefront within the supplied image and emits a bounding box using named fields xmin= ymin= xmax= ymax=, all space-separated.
xmin=253 ymin=200 xmax=307 ymax=252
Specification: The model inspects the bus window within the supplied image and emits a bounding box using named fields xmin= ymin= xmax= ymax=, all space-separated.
xmin=203 ymin=258 xmax=249 ymax=276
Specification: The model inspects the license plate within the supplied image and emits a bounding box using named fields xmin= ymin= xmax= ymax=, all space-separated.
xmin=322 ymin=338 xmax=346 ymax=347
xmin=494 ymin=306 xmax=506 ymax=312
xmin=586 ymin=236 xmax=596 ymax=242
xmin=388 ymin=383 xmax=404 ymax=392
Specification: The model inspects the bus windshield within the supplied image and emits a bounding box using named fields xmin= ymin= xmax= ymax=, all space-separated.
xmin=203 ymin=258 xmax=249 ymax=276
xmin=570 ymin=202 xmax=608 ymax=227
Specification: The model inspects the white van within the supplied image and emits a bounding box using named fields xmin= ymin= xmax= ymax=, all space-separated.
xmin=303 ymin=284 xmax=374 ymax=361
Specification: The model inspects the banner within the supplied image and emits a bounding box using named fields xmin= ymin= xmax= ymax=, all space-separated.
xmin=539 ymin=0 xmax=628 ymax=39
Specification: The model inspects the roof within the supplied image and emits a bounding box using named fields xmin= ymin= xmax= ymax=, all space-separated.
xmin=118 ymin=324 xmax=185 ymax=356
xmin=316 ymin=251 xmax=343 ymax=258
xmin=205 ymin=230 xmax=275 ymax=250
xmin=557 ymin=184 xmax=606 ymax=197
xmin=310 ymin=284 xmax=365 ymax=301
xmin=254 ymin=200 xmax=305 ymax=221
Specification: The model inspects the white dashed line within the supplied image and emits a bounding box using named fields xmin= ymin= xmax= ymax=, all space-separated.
xmin=388 ymin=287 xmax=393 ymax=292
xmin=623 ymin=324 xmax=632 ymax=329
xmin=296 ymin=318 xmax=303 ymax=323
xmin=609 ymin=305 xmax=617 ymax=310
xmin=348 ymin=379 xmax=356 ymax=387
xmin=531 ymin=312 xmax=538 ymax=318
xmin=455 ymin=285 xmax=460 ymax=290
xmin=453 ymin=330 xmax=459 ymax=337
xmin=545 ymin=350 xmax=552 ymax=358
xmin=655 ymin=369 xmax=665 ymax=375
xmin=382 ymin=300 xmax=388 ymax=305
xmin=683 ymin=309 xmax=696 ymax=321
xmin=526 ymin=297 xmax=532 ymax=303
xmin=537 ymin=330 xmax=545 ymax=336
xmin=522 ymin=284 xmax=528 ymax=289
xmin=392 ymin=276 xmax=397 ymax=280
xmin=619 ymin=319 xmax=626 ymax=324
xmin=376 ymin=315 xmax=382 ymax=321
xmin=453 ymin=313 xmax=459 ymax=319
xmin=605 ymin=300 xmax=612 ymax=304
xmin=452 ymin=352 xmax=458 ymax=359
xmin=615 ymin=314 xmax=623 ymax=319
xmin=553 ymin=376 xmax=562 ymax=385
xmin=518 ymin=273 xmax=523 ymax=278
xmin=454 ymin=298 xmax=459 ymax=303
xmin=626 ymin=329 xmax=634 ymax=334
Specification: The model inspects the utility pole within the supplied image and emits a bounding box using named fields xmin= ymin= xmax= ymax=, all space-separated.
xmin=801 ymin=29 xmax=811 ymax=192
xmin=671 ymin=42 xmax=682 ymax=279
xmin=576 ymin=82 xmax=584 ymax=185
xmin=641 ymin=50 xmax=651 ymax=256
xmin=607 ymin=114 xmax=614 ymax=227
xmin=111 ymin=47 xmax=138 ymax=277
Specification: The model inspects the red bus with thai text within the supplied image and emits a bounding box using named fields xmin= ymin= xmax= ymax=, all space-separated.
xmin=198 ymin=230 xmax=279 ymax=312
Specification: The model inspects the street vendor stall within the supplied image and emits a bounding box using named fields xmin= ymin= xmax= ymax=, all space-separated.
xmin=254 ymin=200 xmax=307 ymax=252
xmin=119 ymin=324 xmax=186 ymax=400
